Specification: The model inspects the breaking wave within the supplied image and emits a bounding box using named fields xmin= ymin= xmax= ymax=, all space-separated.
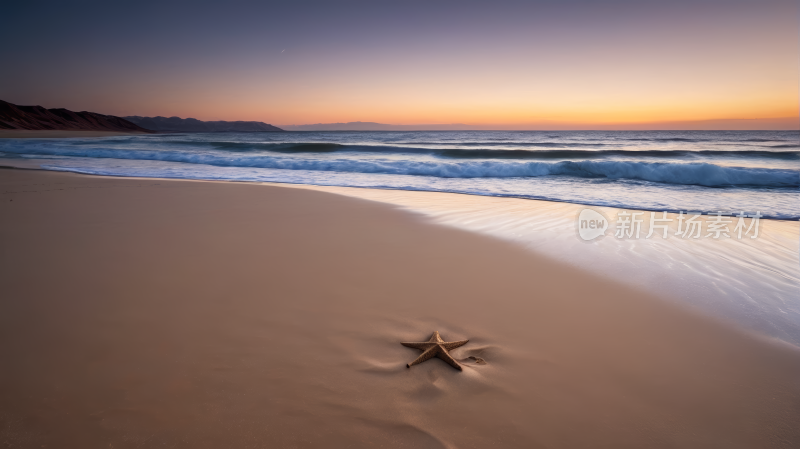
xmin=156 ymin=140 xmax=800 ymax=154
xmin=1 ymin=143 xmax=796 ymax=188
xmin=54 ymin=139 xmax=800 ymax=159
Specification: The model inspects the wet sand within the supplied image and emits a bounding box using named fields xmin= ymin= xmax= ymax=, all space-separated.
xmin=1 ymin=168 xmax=799 ymax=448
xmin=281 ymin=184 xmax=800 ymax=347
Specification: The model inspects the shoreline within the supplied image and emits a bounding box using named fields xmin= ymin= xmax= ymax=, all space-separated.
xmin=0 ymin=163 xmax=794 ymax=222
xmin=1 ymin=168 xmax=799 ymax=447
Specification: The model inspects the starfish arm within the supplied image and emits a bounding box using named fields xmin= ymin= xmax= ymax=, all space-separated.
xmin=442 ymin=339 xmax=469 ymax=351
xmin=407 ymin=346 xmax=440 ymax=368
xmin=401 ymin=342 xmax=436 ymax=350
xmin=436 ymin=349 xmax=463 ymax=371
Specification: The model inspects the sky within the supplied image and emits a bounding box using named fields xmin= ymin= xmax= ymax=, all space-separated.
xmin=1 ymin=0 xmax=797 ymax=129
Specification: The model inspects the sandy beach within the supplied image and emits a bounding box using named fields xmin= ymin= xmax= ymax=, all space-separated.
xmin=1 ymin=168 xmax=799 ymax=448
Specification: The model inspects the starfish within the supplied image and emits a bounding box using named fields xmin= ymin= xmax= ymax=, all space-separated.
xmin=401 ymin=331 xmax=469 ymax=371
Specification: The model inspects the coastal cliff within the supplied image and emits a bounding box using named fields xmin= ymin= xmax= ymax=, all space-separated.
xmin=0 ymin=100 xmax=152 ymax=133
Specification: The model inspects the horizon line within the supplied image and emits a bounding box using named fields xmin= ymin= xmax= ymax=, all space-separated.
xmin=110 ymin=114 xmax=798 ymax=130
xmin=277 ymin=117 xmax=799 ymax=131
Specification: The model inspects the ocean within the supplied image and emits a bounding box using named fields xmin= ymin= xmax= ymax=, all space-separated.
xmin=1 ymin=130 xmax=799 ymax=345
xmin=0 ymin=130 xmax=798 ymax=218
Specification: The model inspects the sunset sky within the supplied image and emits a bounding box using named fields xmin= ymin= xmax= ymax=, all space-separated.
xmin=2 ymin=0 xmax=797 ymax=129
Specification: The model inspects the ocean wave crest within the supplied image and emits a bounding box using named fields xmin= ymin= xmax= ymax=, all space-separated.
xmin=90 ymin=140 xmax=800 ymax=159
xmin=2 ymin=143 xmax=797 ymax=188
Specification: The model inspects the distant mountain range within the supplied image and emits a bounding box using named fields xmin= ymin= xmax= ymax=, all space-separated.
xmin=0 ymin=100 xmax=152 ymax=133
xmin=280 ymin=121 xmax=479 ymax=131
xmin=125 ymin=116 xmax=284 ymax=133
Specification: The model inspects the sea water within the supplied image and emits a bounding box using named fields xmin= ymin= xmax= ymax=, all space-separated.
xmin=1 ymin=130 xmax=798 ymax=344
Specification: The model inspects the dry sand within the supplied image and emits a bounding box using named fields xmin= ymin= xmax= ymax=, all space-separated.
xmin=0 ymin=130 xmax=149 ymax=138
xmin=1 ymin=168 xmax=799 ymax=448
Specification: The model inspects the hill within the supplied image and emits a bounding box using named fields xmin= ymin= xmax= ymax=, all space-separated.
xmin=0 ymin=100 xmax=152 ymax=133
xmin=125 ymin=116 xmax=284 ymax=133
xmin=280 ymin=121 xmax=478 ymax=131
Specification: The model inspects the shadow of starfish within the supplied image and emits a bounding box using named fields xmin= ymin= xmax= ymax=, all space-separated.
xmin=401 ymin=331 xmax=469 ymax=371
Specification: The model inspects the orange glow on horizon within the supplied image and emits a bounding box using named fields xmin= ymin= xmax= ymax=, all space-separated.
xmin=105 ymin=50 xmax=796 ymax=130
